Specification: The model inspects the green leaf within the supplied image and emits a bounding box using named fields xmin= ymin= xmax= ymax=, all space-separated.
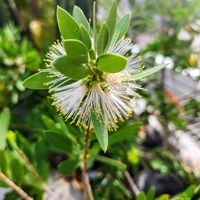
xmin=96 ymin=155 xmax=126 ymax=170
xmin=88 ymin=122 xmax=142 ymax=166
xmin=58 ymin=159 xmax=80 ymax=174
xmin=10 ymin=157 xmax=24 ymax=186
xmin=23 ymin=71 xmax=53 ymax=90
xmin=136 ymin=192 xmax=147 ymax=200
xmin=97 ymin=53 xmax=127 ymax=73
xmin=58 ymin=119 xmax=77 ymax=143
xmin=43 ymin=130 xmax=72 ymax=153
xmin=63 ymin=39 xmax=89 ymax=63
xmin=73 ymin=6 xmax=91 ymax=34
xmin=42 ymin=115 xmax=59 ymax=132
xmin=184 ymin=185 xmax=196 ymax=198
xmin=57 ymin=6 xmax=79 ymax=39
xmin=25 ymin=173 xmax=44 ymax=190
xmin=0 ymin=108 xmax=10 ymax=150
xmin=89 ymin=49 xmax=96 ymax=60
xmin=131 ymin=64 xmax=166 ymax=80
xmin=97 ymin=23 xmax=109 ymax=55
xmin=109 ymin=122 xmax=142 ymax=146
xmin=0 ymin=150 xmax=7 ymax=172
xmin=91 ymin=112 xmax=108 ymax=152
xmin=147 ymin=187 xmax=156 ymax=200
xmin=156 ymin=194 xmax=170 ymax=200
xmin=34 ymin=140 xmax=49 ymax=180
xmin=53 ymin=55 xmax=91 ymax=80
xmin=171 ymin=185 xmax=198 ymax=199
xmin=106 ymin=0 xmax=117 ymax=44
xmin=80 ymin=25 xmax=92 ymax=49
xmin=116 ymin=13 xmax=131 ymax=39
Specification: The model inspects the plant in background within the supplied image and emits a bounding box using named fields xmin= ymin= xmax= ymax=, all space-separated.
xmin=0 ymin=23 xmax=41 ymax=107
xmin=0 ymin=108 xmax=51 ymax=200
xmin=23 ymin=1 xmax=164 ymax=199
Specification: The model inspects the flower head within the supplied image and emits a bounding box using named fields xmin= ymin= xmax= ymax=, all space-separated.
xmin=24 ymin=3 xmax=164 ymax=135
xmin=43 ymin=29 xmax=142 ymax=130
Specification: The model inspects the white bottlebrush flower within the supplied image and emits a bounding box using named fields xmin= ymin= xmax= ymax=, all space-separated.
xmin=24 ymin=1 xmax=163 ymax=140
xmin=23 ymin=4 xmax=165 ymax=152
xmin=43 ymin=34 xmax=142 ymax=130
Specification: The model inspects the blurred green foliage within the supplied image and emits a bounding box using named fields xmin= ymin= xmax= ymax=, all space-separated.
xmin=0 ymin=23 xmax=41 ymax=107
xmin=0 ymin=0 xmax=200 ymax=199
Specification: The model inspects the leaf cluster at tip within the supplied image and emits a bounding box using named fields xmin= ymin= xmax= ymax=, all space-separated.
xmin=54 ymin=1 xmax=131 ymax=79
xmin=22 ymin=1 xmax=166 ymax=153
xmin=23 ymin=1 xmax=132 ymax=88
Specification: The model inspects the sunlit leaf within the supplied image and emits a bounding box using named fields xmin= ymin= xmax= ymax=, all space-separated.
xmin=53 ymin=55 xmax=91 ymax=80
xmin=97 ymin=53 xmax=127 ymax=73
xmin=23 ymin=71 xmax=53 ymax=90
xmin=80 ymin=25 xmax=92 ymax=49
xmin=73 ymin=6 xmax=91 ymax=34
xmin=57 ymin=6 xmax=79 ymax=39
xmin=97 ymin=23 xmax=109 ymax=55
xmin=106 ymin=0 xmax=117 ymax=44
xmin=116 ymin=13 xmax=131 ymax=39
xmin=63 ymin=39 xmax=89 ymax=63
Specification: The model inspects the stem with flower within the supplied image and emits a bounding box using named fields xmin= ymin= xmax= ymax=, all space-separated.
xmin=82 ymin=128 xmax=94 ymax=200
xmin=23 ymin=1 xmax=165 ymax=199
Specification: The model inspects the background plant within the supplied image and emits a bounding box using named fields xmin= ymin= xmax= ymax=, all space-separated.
xmin=0 ymin=0 xmax=200 ymax=200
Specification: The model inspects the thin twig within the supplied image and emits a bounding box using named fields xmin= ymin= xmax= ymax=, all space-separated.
xmin=15 ymin=148 xmax=56 ymax=197
xmin=82 ymin=128 xmax=94 ymax=200
xmin=0 ymin=171 xmax=33 ymax=200
xmin=124 ymin=170 xmax=140 ymax=196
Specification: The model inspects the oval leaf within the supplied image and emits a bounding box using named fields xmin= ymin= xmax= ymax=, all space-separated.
xmin=58 ymin=159 xmax=80 ymax=174
xmin=80 ymin=25 xmax=92 ymax=50
xmin=53 ymin=55 xmax=91 ymax=80
xmin=57 ymin=6 xmax=80 ymax=39
xmin=91 ymin=112 xmax=108 ymax=152
xmin=131 ymin=64 xmax=166 ymax=80
xmin=64 ymin=39 xmax=89 ymax=63
xmin=106 ymin=0 xmax=117 ymax=44
xmin=116 ymin=12 xmax=131 ymax=39
xmin=73 ymin=6 xmax=91 ymax=34
xmin=23 ymin=71 xmax=53 ymax=90
xmin=97 ymin=23 xmax=109 ymax=55
xmin=0 ymin=108 xmax=10 ymax=150
xmin=96 ymin=53 xmax=127 ymax=73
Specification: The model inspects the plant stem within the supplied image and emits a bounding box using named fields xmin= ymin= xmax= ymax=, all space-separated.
xmin=124 ymin=170 xmax=140 ymax=196
xmin=0 ymin=171 xmax=33 ymax=200
xmin=82 ymin=128 xmax=94 ymax=200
